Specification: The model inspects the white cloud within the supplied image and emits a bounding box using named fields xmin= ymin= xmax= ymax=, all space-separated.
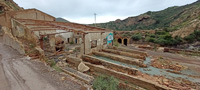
xmin=13 ymin=0 xmax=198 ymax=24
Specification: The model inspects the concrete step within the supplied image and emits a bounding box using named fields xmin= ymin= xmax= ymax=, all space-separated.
xmin=93 ymin=51 xmax=147 ymax=67
xmin=82 ymin=55 xmax=138 ymax=76
xmin=108 ymin=46 xmax=147 ymax=56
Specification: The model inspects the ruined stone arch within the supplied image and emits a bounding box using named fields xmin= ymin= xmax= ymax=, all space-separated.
xmin=117 ymin=38 xmax=122 ymax=44
xmin=123 ymin=38 xmax=128 ymax=46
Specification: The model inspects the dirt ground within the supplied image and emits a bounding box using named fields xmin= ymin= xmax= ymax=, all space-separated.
xmin=0 ymin=36 xmax=84 ymax=90
xmin=127 ymin=45 xmax=200 ymax=77
xmin=128 ymin=46 xmax=200 ymax=66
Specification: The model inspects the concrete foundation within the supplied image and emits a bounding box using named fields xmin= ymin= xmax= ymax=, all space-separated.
xmin=61 ymin=66 xmax=94 ymax=85
xmin=65 ymin=56 xmax=172 ymax=90
xmin=82 ymin=55 xmax=138 ymax=75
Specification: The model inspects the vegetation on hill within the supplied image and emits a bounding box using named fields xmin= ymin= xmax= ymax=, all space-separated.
xmin=184 ymin=30 xmax=200 ymax=43
xmin=91 ymin=0 xmax=200 ymax=32
xmin=126 ymin=29 xmax=200 ymax=46
xmin=0 ymin=0 xmax=22 ymax=14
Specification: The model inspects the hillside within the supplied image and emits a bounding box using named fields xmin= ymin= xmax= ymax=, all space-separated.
xmin=93 ymin=0 xmax=200 ymax=37
xmin=56 ymin=17 xmax=69 ymax=23
xmin=0 ymin=0 xmax=22 ymax=14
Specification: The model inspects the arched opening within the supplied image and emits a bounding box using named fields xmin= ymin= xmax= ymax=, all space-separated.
xmin=124 ymin=39 xmax=128 ymax=46
xmin=118 ymin=38 xmax=122 ymax=44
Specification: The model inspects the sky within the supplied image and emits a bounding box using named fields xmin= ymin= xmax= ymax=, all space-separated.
xmin=13 ymin=0 xmax=198 ymax=24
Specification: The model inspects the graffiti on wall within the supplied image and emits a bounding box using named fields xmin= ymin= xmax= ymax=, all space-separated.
xmin=106 ymin=33 xmax=113 ymax=45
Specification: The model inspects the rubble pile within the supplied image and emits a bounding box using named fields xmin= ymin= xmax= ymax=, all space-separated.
xmin=151 ymin=57 xmax=185 ymax=71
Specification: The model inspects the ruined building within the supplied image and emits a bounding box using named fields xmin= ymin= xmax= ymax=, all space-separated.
xmin=0 ymin=9 xmax=113 ymax=55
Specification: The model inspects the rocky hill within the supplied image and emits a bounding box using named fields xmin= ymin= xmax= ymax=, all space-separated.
xmin=56 ymin=17 xmax=70 ymax=23
xmin=93 ymin=0 xmax=200 ymax=37
xmin=0 ymin=0 xmax=22 ymax=14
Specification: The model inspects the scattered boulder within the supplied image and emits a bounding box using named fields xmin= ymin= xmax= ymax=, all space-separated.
xmin=78 ymin=62 xmax=90 ymax=72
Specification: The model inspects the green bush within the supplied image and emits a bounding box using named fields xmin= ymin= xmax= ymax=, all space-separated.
xmin=122 ymin=32 xmax=132 ymax=37
xmin=93 ymin=75 xmax=119 ymax=90
xmin=48 ymin=59 xmax=56 ymax=67
xmin=145 ymin=37 xmax=156 ymax=43
xmin=184 ymin=30 xmax=200 ymax=43
xmin=113 ymin=39 xmax=119 ymax=47
xmin=131 ymin=34 xmax=142 ymax=41
xmin=70 ymin=41 xmax=74 ymax=44
xmin=145 ymin=31 xmax=183 ymax=46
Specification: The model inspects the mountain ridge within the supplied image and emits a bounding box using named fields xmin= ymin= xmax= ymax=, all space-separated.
xmin=92 ymin=0 xmax=200 ymax=37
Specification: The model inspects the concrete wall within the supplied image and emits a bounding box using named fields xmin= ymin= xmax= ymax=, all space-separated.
xmin=2 ymin=27 xmax=25 ymax=54
xmin=11 ymin=19 xmax=26 ymax=37
xmin=11 ymin=9 xmax=55 ymax=21
xmin=33 ymin=30 xmax=56 ymax=38
xmin=49 ymin=34 xmax=55 ymax=51
xmin=0 ymin=9 xmax=55 ymax=30
xmin=84 ymin=32 xmax=113 ymax=54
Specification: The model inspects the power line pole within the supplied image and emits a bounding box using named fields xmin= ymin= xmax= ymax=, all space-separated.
xmin=94 ymin=13 xmax=96 ymax=27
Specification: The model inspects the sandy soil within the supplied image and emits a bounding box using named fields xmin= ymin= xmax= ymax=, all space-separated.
xmin=0 ymin=36 xmax=84 ymax=90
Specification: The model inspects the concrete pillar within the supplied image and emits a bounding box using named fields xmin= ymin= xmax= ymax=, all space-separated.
xmin=122 ymin=38 xmax=124 ymax=45
xmin=49 ymin=35 xmax=56 ymax=51
xmin=128 ymin=38 xmax=130 ymax=45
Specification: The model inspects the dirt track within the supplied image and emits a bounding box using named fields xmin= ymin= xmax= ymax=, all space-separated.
xmin=0 ymin=36 xmax=83 ymax=90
